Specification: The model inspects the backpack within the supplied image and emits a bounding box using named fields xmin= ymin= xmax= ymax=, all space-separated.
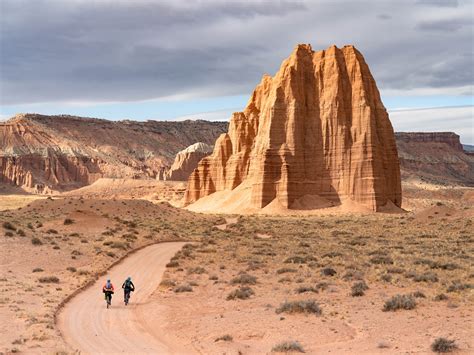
xmin=125 ymin=279 xmax=132 ymax=288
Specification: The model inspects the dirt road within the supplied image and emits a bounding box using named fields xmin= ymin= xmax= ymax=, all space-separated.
xmin=57 ymin=242 xmax=192 ymax=354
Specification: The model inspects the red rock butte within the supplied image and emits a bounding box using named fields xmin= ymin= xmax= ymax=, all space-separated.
xmin=184 ymin=44 xmax=402 ymax=212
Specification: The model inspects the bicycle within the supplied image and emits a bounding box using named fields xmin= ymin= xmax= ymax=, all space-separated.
xmin=124 ymin=289 xmax=131 ymax=306
xmin=104 ymin=290 xmax=114 ymax=308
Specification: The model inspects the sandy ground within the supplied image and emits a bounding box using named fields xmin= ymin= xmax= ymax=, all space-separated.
xmin=58 ymin=242 xmax=190 ymax=354
xmin=0 ymin=196 xmax=220 ymax=353
xmin=1 ymin=181 xmax=473 ymax=354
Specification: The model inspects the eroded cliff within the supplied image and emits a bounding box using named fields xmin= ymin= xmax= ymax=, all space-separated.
xmin=185 ymin=44 xmax=402 ymax=212
xmin=0 ymin=114 xmax=227 ymax=192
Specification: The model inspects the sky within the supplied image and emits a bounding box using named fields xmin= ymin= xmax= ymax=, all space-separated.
xmin=0 ymin=0 xmax=473 ymax=142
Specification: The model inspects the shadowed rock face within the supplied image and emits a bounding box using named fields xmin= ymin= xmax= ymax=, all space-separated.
xmin=185 ymin=44 xmax=402 ymax=211
xmin=0 ymin=114 xmax=227 ymax=193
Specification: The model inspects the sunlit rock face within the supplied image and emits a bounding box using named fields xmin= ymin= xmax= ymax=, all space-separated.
xmin=185 ymin=44 xmax=402 ymax=211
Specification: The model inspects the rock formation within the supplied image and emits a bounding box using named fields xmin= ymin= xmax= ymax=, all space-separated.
xmin=185 ymin=44 xmax=402 ymax=212
xmin=0 ymin=114 xmax=227 ymax=193
xmin=396 ymin=132 xmax=474 ymax=186
xmin=160 ymin=142 xmax=213 ymax=181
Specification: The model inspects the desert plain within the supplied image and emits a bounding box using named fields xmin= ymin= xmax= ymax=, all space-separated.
xmin=0 ymin=179 xmax=473 ymax=354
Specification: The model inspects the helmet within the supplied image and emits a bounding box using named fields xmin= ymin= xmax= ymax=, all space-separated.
xmin=107 ymin=279 xmax=111 ymax=282
xmin=127 ymin=277 xmax=131 ymax=281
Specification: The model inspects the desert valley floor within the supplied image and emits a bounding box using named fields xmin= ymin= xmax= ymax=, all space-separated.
xmin=0 ymin=180 xmax=472 ymax=354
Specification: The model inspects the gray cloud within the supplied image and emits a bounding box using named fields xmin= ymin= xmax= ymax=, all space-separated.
xmin=0 ymin=0 xmax=472 ymax=105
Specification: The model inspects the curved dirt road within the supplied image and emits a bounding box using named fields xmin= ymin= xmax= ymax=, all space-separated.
xmin=58 ymin=242 xmax=191 ymax=354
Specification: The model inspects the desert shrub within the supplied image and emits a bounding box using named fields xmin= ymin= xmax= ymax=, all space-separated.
xmin=277 ymin=267 xmax=297 ymax=274
xmin=106 ymin=251 xmax=116 ymax=257
xmin=38 ymin=276 xmax=60 ymax=283
xmin=351 ymin=281 xmax=369 ymax=297
xmin=230 ymin=273 xmax=257 ymax=285
xmin=321 ymin=268 xmax=337 ymax=276
xmin=380 ymin=274 xmax=392 ymax=282
xmin=323 ymin=251 xmax=342 ymax=258
xmin=315 ymin=282 xmax=329 ymax=291
xmin=276 ymin=300 xmax=321 ymax=315
xmin=160 ymin=279 xmax=176 ymax=287
xmin=67 ymin=267 xmax=77 ymax=272
xmin=271 ymin=341 xmax=305 ymax=353
xmin=383 ymin=294 xmax=416 ymax=311
xmin=343 ymin=270 xmax=364 ymax=281
xmin=5 ymin=231 xmax=13 ymax=237
xmin=209 ymin=275 xmax=218 ymax=281
xmin=295 ymin=286 xmax=317 ymax=294
xmin=436 ymin=263 xmax=459 ymax=270
xmin=110 ymin=242 xmax=127 ymax=250
xmin=187 ymin=267 xmax=206 ymax=275
xmin=447 ymin=281 xmax=473 ymax=292
xmin=32 ymin=268 xmax=44 ymax=273
xmin=412 ymin=291 xmax=426 ymax=298
xmin=166 ymin=261 xmax=179 ymax=268
xmin=413 ymin=272 xmax=439 ymax=283
xmin=27 ymin=223 xmax=33 ymax=229
xmin=31 ymin=237 xmax=43 ymax=246
xmin=387 ymin=267 xmax=404 ymax=274
xmin=174 ymin=284 xmax=193 ymax=293
xmin=431 ymin=338 xmax=458 ymax=353
xmin=2 ymin=222 xmax=15 ymax=230
xmin=434 ymin=293 xmax=448 ymax=301
xmin=369 ymin=255 xmax=393 ymax=265
xmin=16 ymin=229 xmax=25 ymax=237
xmin=214 ymin=334 xmax=233 ymax=342
xmin=46 ymin=229 xmax=58 ymax=234
xmin=63 ymin=218 xmax=74 ymax=225
xmin=226 ymin=286 xmax=255 ymax=300
xmin=284 ymin=256 xmax=307 ymax=264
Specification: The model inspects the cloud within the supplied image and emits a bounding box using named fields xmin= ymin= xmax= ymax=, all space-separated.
xmin=389 ymin=106 xmax=474 ymax=144
xmin=0 ymin=0 xmax=472 ymax=106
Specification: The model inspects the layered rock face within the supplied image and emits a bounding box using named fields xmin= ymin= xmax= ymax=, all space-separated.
xmin=396 ymin=132 xmax=473 ymax=186
xmin=0 ymin=114 xmax=227 ymax=193
xmin=160 ymin=142 xmax=213 ymax=181
xmin=185 ymin=44 xmax=402 ymax=211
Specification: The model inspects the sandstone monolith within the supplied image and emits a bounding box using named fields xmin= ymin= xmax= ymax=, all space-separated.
xmin=184 ymin=44 xmax=402 ymax=212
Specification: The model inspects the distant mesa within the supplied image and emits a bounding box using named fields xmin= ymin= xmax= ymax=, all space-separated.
xmin=184 ymin=43 xmax=402 ymax=212
xmin=396 ymin=132 xmax=474 ymax=186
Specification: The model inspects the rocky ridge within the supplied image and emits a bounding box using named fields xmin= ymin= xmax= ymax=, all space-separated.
xmin=0 ymin=114 xmax=227 ymax=192
xmin=396 ymin=132 xmax=473 ymax=186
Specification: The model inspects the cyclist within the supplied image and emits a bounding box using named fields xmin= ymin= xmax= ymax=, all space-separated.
xmin=102 ymin=279 xmax=115 ymax=307
xmin=122 ymin=276 xmax=135 ymax=305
